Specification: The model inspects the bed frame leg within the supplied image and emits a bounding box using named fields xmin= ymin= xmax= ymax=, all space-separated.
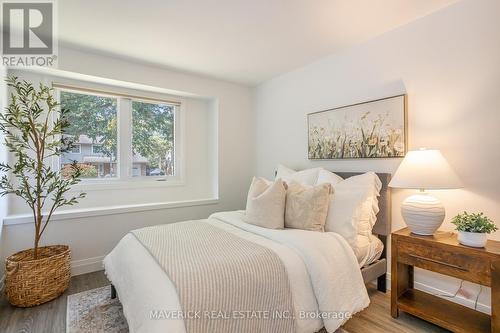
xmin=377 ymin=274 xmax=387 ymax=293
xmin=111 ymin=284 xmax=117 ymax=299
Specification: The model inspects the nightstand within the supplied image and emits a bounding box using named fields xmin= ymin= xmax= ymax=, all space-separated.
xmin=391 ymin=228 xmax=500 ymax=333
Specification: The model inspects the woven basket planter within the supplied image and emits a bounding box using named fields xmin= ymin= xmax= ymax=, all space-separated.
xmin=5 ymin=245 xmax=71 ymax=307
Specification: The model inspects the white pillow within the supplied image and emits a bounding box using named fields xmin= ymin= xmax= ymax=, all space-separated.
xmin=285 ymin=181 xmax=332 ymax=231
xmin=244 ymin=177 xmax=287 ymax=229
xmin=341 ymin=173 xmax=382 ymax=237
xmin=275 ymin=164 xmax=322 ymax=185
xmin=318 ymin=171 xmax=382 ymax=247
xmin=317 ymin=169 xmax=344 ymax=186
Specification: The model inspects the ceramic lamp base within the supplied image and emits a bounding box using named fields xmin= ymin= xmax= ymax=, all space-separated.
xmin=401 ymin=192 xmax=445 ymax=235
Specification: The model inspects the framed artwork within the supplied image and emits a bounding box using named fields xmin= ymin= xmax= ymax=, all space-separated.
xmin=307 ymin=94 xmax=407 ymax=159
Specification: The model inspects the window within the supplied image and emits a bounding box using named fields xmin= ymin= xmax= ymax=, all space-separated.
xmin=92 ymin=144 xmax=103 ymax=154
xmin=132 ymin=100 xmax=175 ymax=177
xmin=57 ymin=86 xmax=180 ymax=183
xmin=60 ymin=90 xmax=118 ymax=179
xmin=69 ymin=144 xmax=81 ymax=154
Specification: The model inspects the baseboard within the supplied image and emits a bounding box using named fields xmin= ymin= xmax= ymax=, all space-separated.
xmin=385 ymin=272 xmax=491 ymax=314
xmin=71 ymin=256 xmax=105 ymax=276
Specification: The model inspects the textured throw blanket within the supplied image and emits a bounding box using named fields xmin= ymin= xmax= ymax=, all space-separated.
xmin=131 ymin=220 xmax=296 ymax=333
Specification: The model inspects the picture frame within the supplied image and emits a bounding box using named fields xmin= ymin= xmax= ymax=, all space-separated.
xmin=307 ymin=94 xmax=407 ymax=159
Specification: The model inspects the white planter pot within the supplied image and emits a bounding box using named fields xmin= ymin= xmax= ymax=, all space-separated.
xmin=457 ymin=231 xmax=488 ymax=248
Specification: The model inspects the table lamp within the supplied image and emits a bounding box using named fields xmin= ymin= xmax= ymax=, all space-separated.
xmin=389 ymin=149 xmax=462 ymax=235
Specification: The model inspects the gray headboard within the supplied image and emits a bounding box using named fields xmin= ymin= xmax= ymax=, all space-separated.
xmin=333 ymin=172 xmax=392 ymax=237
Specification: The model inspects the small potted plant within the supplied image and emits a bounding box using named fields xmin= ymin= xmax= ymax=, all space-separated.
xmin=451 ymin=212 xmax=498 ymax=248
xmin=0 ymin=77 xmax=85 ymax=307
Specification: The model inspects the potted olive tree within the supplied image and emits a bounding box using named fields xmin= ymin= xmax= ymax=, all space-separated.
xmin=0 ymin=76 xmax=85 ymax=307
xmin=452 ymin=212 xmax=498 ymax=248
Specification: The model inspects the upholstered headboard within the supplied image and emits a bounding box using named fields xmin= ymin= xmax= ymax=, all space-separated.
xmin=333 ymin=172 xmax=392 ymax=237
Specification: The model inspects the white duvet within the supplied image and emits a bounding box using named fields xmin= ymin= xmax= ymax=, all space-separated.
xmin=103 ymin=211 xmax=370 ymax=333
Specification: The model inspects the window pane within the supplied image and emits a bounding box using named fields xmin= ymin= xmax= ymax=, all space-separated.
xmin=92 ymin=144 xmax=103 ymax=154
xmin=60 ymin=91 xmax=118 ymax=179
xmin=132 ymin=101 xmax=175 ymax=177
xmin=70 ymin=144 xmax=81 ymax=154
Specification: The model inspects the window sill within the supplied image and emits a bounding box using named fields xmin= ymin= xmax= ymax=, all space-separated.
xmin=2 ymin=198 xmax=219 ymax=226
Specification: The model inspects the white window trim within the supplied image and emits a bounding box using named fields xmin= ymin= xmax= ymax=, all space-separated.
xmin=52 ymin=80 xmax=184 ymax=190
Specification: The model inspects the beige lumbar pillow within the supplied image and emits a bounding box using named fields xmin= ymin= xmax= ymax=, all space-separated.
xmin=245 ymin=177 xmax=287 ymax=229
xmin=285 ymin=181 xmax=332 ymax=231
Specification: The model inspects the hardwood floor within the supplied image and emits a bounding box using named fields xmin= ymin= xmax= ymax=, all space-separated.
xmin=0 ymin=271 xmax=109 ymax=333
xmin=0 ymin=270 xmax=449 ymax=333
xmin=344 ymin=287 xmax=449 ymax=333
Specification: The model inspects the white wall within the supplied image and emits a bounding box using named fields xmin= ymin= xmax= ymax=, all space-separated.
xmin=1 ymin=46 xmax=254 ymax=277
xmin=254 ymin=0 xmax=500 ymax=313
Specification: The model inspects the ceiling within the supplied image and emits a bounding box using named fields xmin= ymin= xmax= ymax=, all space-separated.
xmin=59 ymin=0 xmax=457 ymax=86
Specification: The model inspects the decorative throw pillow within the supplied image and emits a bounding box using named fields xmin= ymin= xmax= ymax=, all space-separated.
xmin=285 ymin=181 xmax=332 ymax=231
xmin=244 ymin=177 xmax=287 ymax=229
xmin=275 ymin=164 xmax=322 ymax=185
xmin=317 ymin=171 xmax=382 ymax=247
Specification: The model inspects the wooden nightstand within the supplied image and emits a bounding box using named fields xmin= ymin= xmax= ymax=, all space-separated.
xmin=391 ymin=228 xmax=500 ymax=333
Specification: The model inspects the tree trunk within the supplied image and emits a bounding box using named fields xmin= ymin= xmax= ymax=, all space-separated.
xmin=33 ymin=214 xmax=42 ymax=259
xmin=34 ymin=236 xmax=39 ymax=260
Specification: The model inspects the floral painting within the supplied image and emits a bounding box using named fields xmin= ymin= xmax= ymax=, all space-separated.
xmin=308 ymin=95 xmax=406 ymax=159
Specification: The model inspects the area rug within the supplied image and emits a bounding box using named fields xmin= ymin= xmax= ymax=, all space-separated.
xmin=66 ymin=285 xmax=348 ymax=333
xmin=67 ymin=286 xmax=128 ymax=333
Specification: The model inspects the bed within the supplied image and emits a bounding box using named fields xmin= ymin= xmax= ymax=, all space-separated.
xmin=104 ymin=172 xmax=391 ymax=333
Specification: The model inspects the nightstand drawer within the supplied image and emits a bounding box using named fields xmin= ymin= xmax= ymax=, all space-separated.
xmin=397 ymin=238 xmax=491 ymax=286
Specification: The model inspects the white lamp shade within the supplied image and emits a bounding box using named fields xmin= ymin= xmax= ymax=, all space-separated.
xmin=389 ymin=149 xmax=462 ymax=190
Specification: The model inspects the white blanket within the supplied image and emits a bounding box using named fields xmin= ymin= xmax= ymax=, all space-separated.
xmin=103 ymin=211 xmax=369 ymax=333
